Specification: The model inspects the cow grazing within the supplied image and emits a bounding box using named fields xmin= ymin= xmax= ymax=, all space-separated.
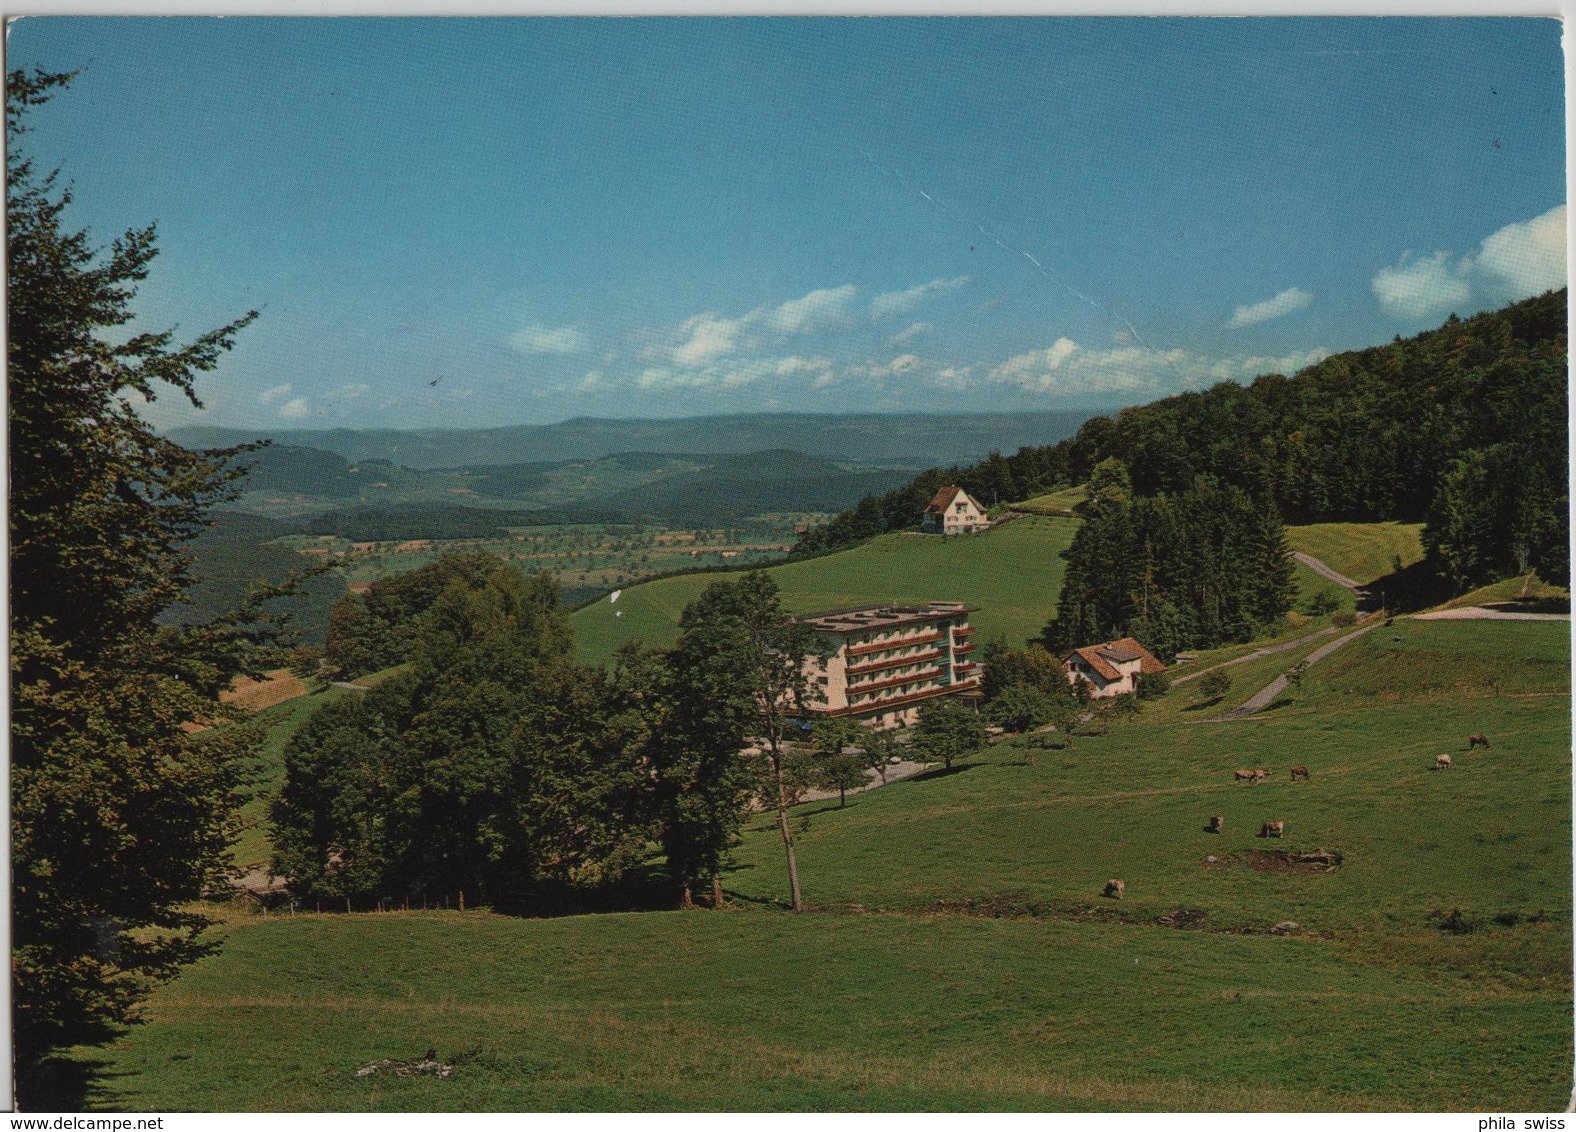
xmin=1208 ymin=815 xmax=1225 ymax=834
xmin=1234 ymin=769 xmax=1257 ymax=783
xmin=1435 ymin=754 xmax=1452 ymax=770
xmin=1103 ymin=879 xmax=1125 ymax=899
xmin=1289 ymin=765 xmax=1309 ymax=782
xmin=1253 ymin=768 xmax=1270 ymax=784
xmin=1258 ymin=820 xmax=1285 ymax=838
xmin=1468 ymin=733 xmax=1491 ymax=750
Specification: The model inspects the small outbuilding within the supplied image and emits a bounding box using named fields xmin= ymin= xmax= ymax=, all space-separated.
xmin=922 ymin=486 xmax=989 ymax=535
xmin=1065 ymin=637 xmax=1165 ymax=699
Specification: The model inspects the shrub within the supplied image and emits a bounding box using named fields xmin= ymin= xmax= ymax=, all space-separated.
xmin=1303 ymin=588 xmax=1341 ymax=616
xmin=1136 ymin=671 xmax=1171 ymax=700
xmin=1331 ymin=611 xmax=1356 ymax=628
xmin=1197 ymin=669 xmax=1232 ymax=700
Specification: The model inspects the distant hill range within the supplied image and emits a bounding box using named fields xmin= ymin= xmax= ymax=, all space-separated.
xmin=215 ymin=443 xmax=925 ymax=527
xmin=167 ymin=411 xmax=1095 ymax=470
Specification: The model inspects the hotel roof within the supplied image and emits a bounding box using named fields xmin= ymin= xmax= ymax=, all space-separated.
xmin=794 ymin=602 xmax=977 ymax=634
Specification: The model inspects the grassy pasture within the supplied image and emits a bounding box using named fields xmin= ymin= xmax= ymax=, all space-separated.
xmin=1285 ymin=521 xmax=1425 ymax=585
xmin=228 ymin=686 xmax=354 ymax=872
xmin=725 ymin=624 xmax=1570 ymax=935
xmin=69 ymin=619 xmax=1570 ymax=1112
xmin=1438 ymin=574 xmax=1571 ymax=612
xmin=1012 ymin=484 xmax=1088 ymax=515
xmin=78 ymin=902 xmax=1567 ymax=1112
xmin=570 ymin=516 xmax=1079 ymax=666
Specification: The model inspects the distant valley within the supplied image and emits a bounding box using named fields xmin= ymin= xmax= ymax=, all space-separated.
xmin=168 ymin=409 xmax=1095 ymax=470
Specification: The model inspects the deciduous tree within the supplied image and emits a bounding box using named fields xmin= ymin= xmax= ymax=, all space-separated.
xmin=10 ymin=67 xmax=280 ymax=1077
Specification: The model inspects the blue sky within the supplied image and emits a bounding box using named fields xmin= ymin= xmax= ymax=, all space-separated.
xmin=8 ymin=17 xmax=1566 ymax=432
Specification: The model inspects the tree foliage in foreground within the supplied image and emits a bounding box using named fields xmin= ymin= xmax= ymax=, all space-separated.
xmin=9 ymin=68 xmax=284 ymax=1070
xmin=273 ymin=565 xmax=655 ymax=909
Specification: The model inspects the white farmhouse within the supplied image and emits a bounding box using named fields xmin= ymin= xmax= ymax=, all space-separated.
xmin=922 ymin=486 xmax=988 ymax=535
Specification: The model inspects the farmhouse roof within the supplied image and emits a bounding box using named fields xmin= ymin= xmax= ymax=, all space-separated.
xmin=1068 ymin=637 xmax=1166 ymax=681
xmin=926 ymin=485 xmax=967 ymax=513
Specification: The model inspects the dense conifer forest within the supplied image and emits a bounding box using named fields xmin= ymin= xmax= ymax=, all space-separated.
xmin=799 ymin=290 xmax=1569 ymax=597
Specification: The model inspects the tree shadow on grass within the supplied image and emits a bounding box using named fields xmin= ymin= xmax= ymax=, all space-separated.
xmin=1181 ymin=698 xmax=1226 ymax=713
xmin=1483 ymin=597 xmax=1570 ymax=615
xmin=1257 ymin=697 xmax=1296 ymax=714
xmin=16 ymin=1054 xmax=125 ymax=1112
xmin=907 ymin=763 xmax=981 ymax=783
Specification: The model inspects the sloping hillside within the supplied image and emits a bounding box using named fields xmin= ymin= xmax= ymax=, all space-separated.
xmin=570 ymin=516 xmax=1079 ymax=666
xmin=71 ymin=619 xmax=1571 ymax=1112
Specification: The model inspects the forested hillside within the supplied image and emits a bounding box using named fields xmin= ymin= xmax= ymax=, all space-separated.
xmin=802 ymin=290 xmax=1568 ymax=592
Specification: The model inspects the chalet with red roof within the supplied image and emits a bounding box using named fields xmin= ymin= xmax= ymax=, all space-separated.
xmin=922 ymin=486 xmax=988 ymax=535
xmin=1065 ymin=637 xmax=1165 ymax=699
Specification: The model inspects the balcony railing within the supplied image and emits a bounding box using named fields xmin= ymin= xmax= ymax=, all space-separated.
xmin=845 ymin=648 xmax=943 ymax=677
xmin=848 ymin=666 xmax=941 ymax=695
xmin=952 ymin=625 xmax=975 ymax=638
xmin=845 ymin=630 xmax=943 ymax=658
xmin=811 ymin=676 xmax=981 ymax=717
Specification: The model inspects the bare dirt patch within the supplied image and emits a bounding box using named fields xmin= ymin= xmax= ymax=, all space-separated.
xmin=222 ymin=669 xmax=309 ymax=713
xmin=1156 ymin=908 xmax=1209 ymax=929
xmin=1204 ymin=848 xmax=1343 ymax=875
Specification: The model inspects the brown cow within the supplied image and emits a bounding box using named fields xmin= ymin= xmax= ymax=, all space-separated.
xmin=1435 ymin=754 xmax=1452 ymax=770
xmin=1468 ymin=734 xmax=1491 ymax=750
xmin=1103 ymin=879 xmax=1125 ymax=899
xmin=1258 ymin=820 xmax=1285 ymax=838
xmin=1252 ymin=768 xmax=1270 ymax=784
xmin=1234 ymin=769 xmax=1257 ymax=783
xmin=1289 ymin=765 xmax=1309 ymax=782
xmin=1208 ymin=815 xmax=1225 ymax=834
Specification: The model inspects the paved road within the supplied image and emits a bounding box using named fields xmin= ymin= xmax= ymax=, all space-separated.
xmin=1223 ymin=621 xmax=1380 ymax=717
xmin=1170 ymin=626 xmax=1337 ymax=687
xmin=1413 ymin=606 xmax=1570 ymax=621
xmin=798 ymin=759 xmax=931 ymax=804
xmin=1291 ymin=551 xmax=1363 ymax=592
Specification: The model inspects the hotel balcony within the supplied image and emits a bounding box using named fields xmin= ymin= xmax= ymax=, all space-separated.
xmin=845 ymin=648 xmax=944 ymax=677
xmin=845 ymin=630 xmax=943 ymax=659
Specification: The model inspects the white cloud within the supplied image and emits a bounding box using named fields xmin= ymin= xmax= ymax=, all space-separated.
xmin=985 ymin=337 xmax=1328 ymax=399
xmin=671 ymin=312 xmax=747 ymax=367
xmin=887 ymin=353 xmax=920 ymax=375
xmin=1473 ymin=205 xmax=1566 ymax=298
xmin=1372 ymin=206 xmax=1567 ymax=320
xmin=870 ymin=275 xmax=969 ymax=321
xmin=935 ymin=365 xmax=974 ymax=389
xmin=278 ymin=397 xmax=310 ymax=419
xmin=259 ymin=382 xmax=293 ymax=405
xmin=1226 ymin=287 xmax=1313 ymax=329
xmin=328 ymin=382 xmax=371 ymax=400
xmin=507 ymin=324 xmax=589 ymax=355
xmin=766 ymin=285 xmax=858 ymax=334
xmin=1371 ymin=251 xmax=1473 ymax=320
xmin=888 ymin=321 xmax=933 ymax=347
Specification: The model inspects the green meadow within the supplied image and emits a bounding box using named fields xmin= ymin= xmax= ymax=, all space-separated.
xmin=1285 ymin=521 xmax=1426 ymax=585
xmin=66 ymin=619 xmax=1571 ymax=1112
xmin=569 ymin=516 xmax=1079 ymax=666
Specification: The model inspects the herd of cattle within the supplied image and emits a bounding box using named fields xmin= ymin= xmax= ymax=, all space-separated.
xmin=1100 ymin=733 xmax=1490 ymax=901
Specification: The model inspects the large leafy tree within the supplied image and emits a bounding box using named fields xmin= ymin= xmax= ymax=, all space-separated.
xmin=9 ymin=68 xmax=273 ymax=1075
xmin=667 ymin=572 xmax=815 ymax=910
xmin=273 ymin=564 xmax=653 ymax=909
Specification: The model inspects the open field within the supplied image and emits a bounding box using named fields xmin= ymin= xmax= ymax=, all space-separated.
xmin=64 ymin=619 xmax=1570 ymax=1112
xmin=1438 ymin=574 xmax=1571 ymax=612
xmin=228 ymin=686 xmax=354 ymax=872
xmin=69 ymin=902 xmax=1566 ymax=1112
xmin=1011 ymin=484 xmax=1088 ymax=515
xmin=570 ymin=516 xmax=1080 ymax=666
xmin=1284 ymin=522 xmax=1425 ymax=586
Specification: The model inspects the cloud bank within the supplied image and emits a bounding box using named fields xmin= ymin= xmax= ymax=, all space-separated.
xmin=1372 ymin=205 xmax=1566 ymax=320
